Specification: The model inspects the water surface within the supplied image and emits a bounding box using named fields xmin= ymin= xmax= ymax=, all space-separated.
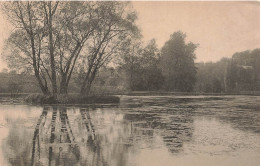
xmin=0 ymin=95 xmax=259 ymax=166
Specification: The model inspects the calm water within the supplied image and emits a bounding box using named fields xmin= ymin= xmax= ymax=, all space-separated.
xmin=0 ymin=95 xmax=259 ymax=166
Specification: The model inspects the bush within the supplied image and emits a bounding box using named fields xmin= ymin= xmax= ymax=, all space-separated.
xmin=24 ymin=94 xmax=120 ymax=105
xmin=62 ymin=95 xmax=120 ymax=104
xmin=24 ymin=94 xmax=56 ymax=104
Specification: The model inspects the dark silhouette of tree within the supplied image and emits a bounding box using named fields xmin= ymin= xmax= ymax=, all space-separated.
xmin=195 ymin=58 xmax=230 ymax=93
xmin=160 ymin=31 xmax=197 ymax=92
xmin=137 ymin=39 xmax=164 ymax=91
xmin=2 ymin=2 xmax=95 ymax=96
xmin=119 ymin=39 xmax=164 ymax=91
xmin=2 ymin=2 xmax=138 ymax=97
xmin=226 ymin=49 xmax=260 ymax=92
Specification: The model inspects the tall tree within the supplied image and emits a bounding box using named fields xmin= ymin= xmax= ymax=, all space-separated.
xmin=160 ymin=31 xmax=197 ymax=92
xmin=139 ymin=39 xmax=164 ymax=91
xmin=52 ymin=2 xmax=96 ymax=94
xmin=2 ymin=2 xmax=104 ymax=96
xmin=78 ymin=2 xmax=139 ymax=95
xmin=3 ymin=2 xmax=51 ymax=94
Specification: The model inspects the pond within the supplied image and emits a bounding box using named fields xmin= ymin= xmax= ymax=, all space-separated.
xmin=0 ymin=95 xmax=259 ymax=166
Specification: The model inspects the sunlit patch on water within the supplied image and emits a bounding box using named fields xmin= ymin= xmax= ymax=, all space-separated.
xmin=0 ymin=95 xmax=259 ymax=166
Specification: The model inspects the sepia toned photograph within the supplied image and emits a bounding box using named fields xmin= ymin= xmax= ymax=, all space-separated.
xmin=0 ymin=1 xmax=259 ymax=166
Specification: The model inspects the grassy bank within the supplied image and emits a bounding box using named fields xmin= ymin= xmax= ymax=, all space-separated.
xmin=0 ymin=93 xmax=31 ymax=98
xmin=127 ymin=91 xmax=260 ymax=96
xmin=24 ymin=94 xmax=120 ymax=105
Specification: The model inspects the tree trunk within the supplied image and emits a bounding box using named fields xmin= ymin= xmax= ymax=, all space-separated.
xmin=60 ymin=75 xmax=68 ymax=94
xmin=80 ymin=77 xmax=93 ymax=96
xmin=80 ymin=66 xmax=98 ymax=96
xmin=81 ymin=79 xmax=94 ymax=97
xmin=47 ymin=2 xmax=58 ymax=97
xmin=84 ymin=80 xmax=93 ymax=96
xmin=35 ymin=74 xmax=49 ymax=95
xmin=80 ymin=67 xmax=92 ymax=95
xmin=27 ymin=3 xmax=49 ymax=95
xmin=30 ymin=29 xmax=49 ymax=95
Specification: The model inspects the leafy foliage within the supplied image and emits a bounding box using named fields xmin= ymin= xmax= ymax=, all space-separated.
xmin=226 ymin=49 xmax=260 ymax=92
xmin=2 ymin=1 xmax=138 ymax=96
xmin=160 ymin=31 xmax=197 ymax=92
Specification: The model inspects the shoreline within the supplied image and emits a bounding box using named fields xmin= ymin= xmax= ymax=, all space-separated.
xmin=0 ymin=91 xmax=260 ymax=98
xmin=24 ymin=94 xmax=120 ymax=105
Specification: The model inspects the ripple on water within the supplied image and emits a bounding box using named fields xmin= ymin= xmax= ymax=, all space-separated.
xmin=0 ymin=95 xmax=259 ymax=166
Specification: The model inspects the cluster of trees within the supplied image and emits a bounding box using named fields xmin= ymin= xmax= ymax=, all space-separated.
xmin=195 ymin=49 xmax=260 ymax=93
xmin=93 ymin=39 xmax=260 ymax=94
xmin=2 ymin=2 xmax=259 ymax=96
xmin=195 ymin=58 xmax=229 ymax=93
xmin=118 ymin=39 xmax=164 ymax=91
xmin=0 ymin=69 xmax=41 ymax=94
xmin=2 ymin=1 xmax=138 ymax=97
xmin=226 ymin=49 xmax=260 ymax=92
xmin=1 ymin=47 xmax=260 ymax=94
xmin=2 ymin=1 xmax=198 ymax=96
xmin=93 ymin=31 xmax=198 ymax=93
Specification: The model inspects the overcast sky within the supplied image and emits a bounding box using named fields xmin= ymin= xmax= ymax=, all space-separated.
xmin=0 ymin=1 xmax=260 ymax=71
xmin=132 ymin=1 xmax=260 ymax=61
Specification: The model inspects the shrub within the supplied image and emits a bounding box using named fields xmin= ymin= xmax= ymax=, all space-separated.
xmin=24 ymin=94 xmax=120 ymax=105
xmin=24 ymin=94 xmax=56 ymax=104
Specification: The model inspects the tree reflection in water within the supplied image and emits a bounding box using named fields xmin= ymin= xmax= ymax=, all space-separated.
xmin=29 ymin=107 xmax=105 ymax=166
xmin=3 ymin=124 xmax=32 ymax=166
xmin=3 ymin=106 xmax=102 ymax=166
xmin=2 ymin=96 xmax=260 ymax=166
xmin=123 ymin=106 xmax=195 ymax=153
xmin=47 ymin=107 xmax=80 ymax=166
xmin=4 ymin=104 xmax=195 ymax=166
xmin=31 ymin=106 xmax=48 ymax=166
xmin=0 ymin=106 xmax=127 ymax=166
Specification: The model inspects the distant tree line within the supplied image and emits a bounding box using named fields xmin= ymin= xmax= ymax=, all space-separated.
xmin=91 ymin=44 xmax=260 ymax=94
xmin=195 ymin=49 xmax=260 ymax=93
xmin=2 ymin=31 xmax=260 ymax=94
xmin=0 ymin=71 xmax=41 ymax=94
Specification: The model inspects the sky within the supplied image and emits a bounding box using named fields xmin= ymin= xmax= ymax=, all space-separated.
xmin=132 ymin=1 xmax=260 ymax=62
xmin=0 ymin=1 xmax=260 ymax=71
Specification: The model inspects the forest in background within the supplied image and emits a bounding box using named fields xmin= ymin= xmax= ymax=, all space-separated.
xmin=1 ymin=44 xmax=260 ymax=95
